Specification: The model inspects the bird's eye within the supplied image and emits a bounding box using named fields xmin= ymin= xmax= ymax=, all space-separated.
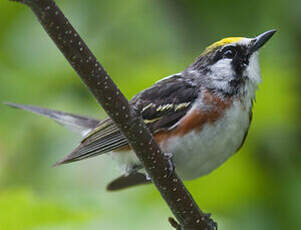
xmin=222 ymin=47 xmax=236 ymax=59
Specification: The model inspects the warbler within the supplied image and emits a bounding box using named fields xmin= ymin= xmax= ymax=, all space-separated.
xmin=6 ymin=30 xmax=276 ymax=191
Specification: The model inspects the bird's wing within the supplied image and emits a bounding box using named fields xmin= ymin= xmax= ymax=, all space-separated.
xmin=56 ymin=74 xmax=199 ymax=165
xmin=5 ymin=102 xmax=100 ymax=136
xmin=54 ymin=118 xmax=127 ymax=165
xmin=132 ymin=74 xmax=199 ymax=133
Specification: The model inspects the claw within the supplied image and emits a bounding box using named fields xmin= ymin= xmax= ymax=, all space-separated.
xmin=164 ymin=152 xmax=173 ymax=159
xmin=125 ymin=164 xmax=143 ymax=176
xmin=145 ymin=172 xmax=151 ymax=181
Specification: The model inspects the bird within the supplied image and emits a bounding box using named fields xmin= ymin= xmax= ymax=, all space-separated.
xmin=6 ymin=30 xmax=276 ymax=191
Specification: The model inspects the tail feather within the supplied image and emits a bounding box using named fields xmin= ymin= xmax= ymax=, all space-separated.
xmin=4 ymin=102 xmax=100 ymax=136
xmin=54 ymin=119 xmax=129 ymax=166
xmin=107 ymin=172 xmax=151 ymax=191
xmin=5 ymin=102 xmax=130 ymax=167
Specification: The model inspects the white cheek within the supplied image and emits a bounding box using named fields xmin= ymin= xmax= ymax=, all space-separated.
xmin=209 ymin=59 xmax=234 ymax=80
xmin=245 ymin=52 xmax=261 ymax=85
xmin=209 ymin=59 xmax=234 ymax=91
xmin=243 ymin=52 xmax=261 ymax=99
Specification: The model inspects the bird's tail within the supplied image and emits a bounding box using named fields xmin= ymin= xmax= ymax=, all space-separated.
xmin=107 ymin=172 xmax=151 ymax=191
xmin=4 ymin=102 xmax=100 ymax=137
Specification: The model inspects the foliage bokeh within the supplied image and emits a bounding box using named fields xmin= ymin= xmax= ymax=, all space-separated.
xmin=0 ymin=0 xmax=300 ymax=229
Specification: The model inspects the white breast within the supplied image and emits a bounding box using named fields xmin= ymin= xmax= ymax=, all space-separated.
xmin=110 ymin=99 xmax=251 ymax=180
xmin=166 ymin=99 xmax=251 ymax=180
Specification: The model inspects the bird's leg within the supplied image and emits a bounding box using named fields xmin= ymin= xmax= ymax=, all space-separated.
xmin=164 ymin=152 xmax=173 ymax=159
xmin=145 ymin=172 xmax=151 ymax=181
xmin=163 ymin=152 xmax=175 ymax=178
xmin=124 ymin=153 xmax=175 ymax=180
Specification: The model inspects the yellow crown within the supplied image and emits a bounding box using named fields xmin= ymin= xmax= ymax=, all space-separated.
xmin=203 ymin=37 xmax=244 ymax=54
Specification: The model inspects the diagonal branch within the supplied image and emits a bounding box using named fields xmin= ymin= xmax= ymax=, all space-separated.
xmin=10 ymin=0 xmax=217 ymax=229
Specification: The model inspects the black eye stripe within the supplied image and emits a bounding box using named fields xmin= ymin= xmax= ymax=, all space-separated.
xmin=224 ymin=50 xmax=235 ymax=58
xmin=213 ymin=45 xmax=249 ymax=62
xmin=222 ymin=45 xmax=236 ymax=52
xmin=221 ymin=46 xmax=237 ymax=58
xmin=205 ymin=44 xmax=250 ymax=68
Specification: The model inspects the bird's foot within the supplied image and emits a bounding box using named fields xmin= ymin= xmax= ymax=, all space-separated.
xmin=124 ymin=164 xmax=143 ymax=176
xmin=163 ymin=152 xmax=175 ymax=178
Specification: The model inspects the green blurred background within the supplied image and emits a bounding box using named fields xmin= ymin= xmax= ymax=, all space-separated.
xmin=0 ymin=0 xmax=300 ymax=229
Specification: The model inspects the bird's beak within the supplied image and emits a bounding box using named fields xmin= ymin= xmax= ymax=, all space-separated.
xmin=249 ymin=29 xmax=276 ymax=54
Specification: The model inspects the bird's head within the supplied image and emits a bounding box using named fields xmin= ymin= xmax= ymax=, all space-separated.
xmin=190 ymin=30 xmax=276 ymax=97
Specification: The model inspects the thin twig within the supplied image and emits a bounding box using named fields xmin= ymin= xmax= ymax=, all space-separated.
xmin=9 ymin=0 xmax=217 ymax=229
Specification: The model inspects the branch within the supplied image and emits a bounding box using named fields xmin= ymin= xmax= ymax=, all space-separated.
xmin=10 ymin=0 xmax=217 ymax=229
